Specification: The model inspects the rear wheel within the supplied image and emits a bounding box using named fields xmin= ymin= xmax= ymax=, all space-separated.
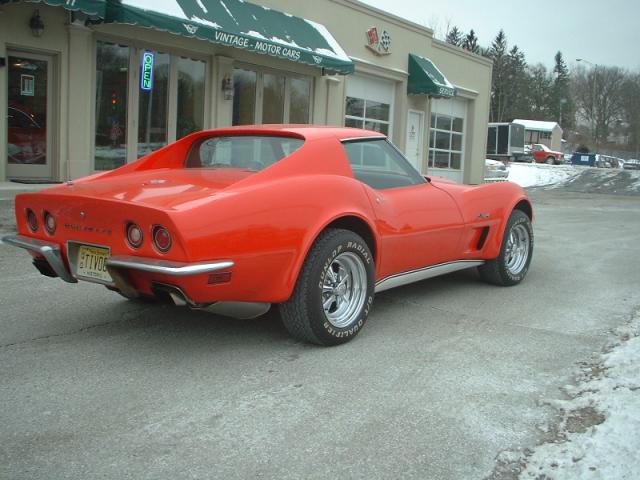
xmin=280 ymin=228 xmax=375 ymax=346
xmin=478 ymin=210 xmax=533 ymax=286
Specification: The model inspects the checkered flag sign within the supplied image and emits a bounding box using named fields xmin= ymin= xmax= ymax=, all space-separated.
xmin=379 ymin=30 xmax=391 ymax=52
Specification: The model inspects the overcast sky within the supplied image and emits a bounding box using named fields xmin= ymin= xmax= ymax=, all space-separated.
xmin=359 ymin=0 xmax=639 ymax=71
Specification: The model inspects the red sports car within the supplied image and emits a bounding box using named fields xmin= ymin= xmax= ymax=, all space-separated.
xmin=4 ymin=126 xmax=534 ymax=345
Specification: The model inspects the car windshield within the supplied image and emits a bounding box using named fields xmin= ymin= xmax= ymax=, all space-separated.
xmin=185 ymin=135 xmax=304 ymax=171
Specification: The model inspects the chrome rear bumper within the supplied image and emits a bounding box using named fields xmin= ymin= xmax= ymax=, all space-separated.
xmin=2 ymin=234 xmax=234 ymax=284
xmin=2 ymin=235 xmax=78 ymax=283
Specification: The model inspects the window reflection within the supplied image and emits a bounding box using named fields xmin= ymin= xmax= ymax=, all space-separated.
xmin=262 ymin=73 xmax=285 ymax=124
xmin=177 ymin=57 xmax=205 ymax=139
xmin=289 ymin=77 xmax=310 ymax=124
xmin=94 ymin=42 xmax=129 ymax=170
xmin=233 ymin=69 xmax=257 ymax=125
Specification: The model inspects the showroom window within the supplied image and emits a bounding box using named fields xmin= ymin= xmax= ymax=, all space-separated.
xmin=95 ymin=42 xmax=129 ymax=170
xmin=94 ymin=41 xmax=208 ymax=170
xmin=232 ymin=67 xmax=311 ymax=125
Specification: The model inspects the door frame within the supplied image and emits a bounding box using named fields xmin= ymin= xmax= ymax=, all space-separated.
xmin=6 ymin=49 xmax=57 ymax=180
xmin=405 ymin=109 xmax=424 ymax=172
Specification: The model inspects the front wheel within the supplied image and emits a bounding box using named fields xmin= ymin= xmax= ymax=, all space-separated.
xmin=546 ymin=156 xmax=555 ymax=165
xmin=280 ymin=228 xmax=375 ymax=346
xmin=478 ymin=210 xmax=533 ymax=286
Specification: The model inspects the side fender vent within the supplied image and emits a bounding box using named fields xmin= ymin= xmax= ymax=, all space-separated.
xmin=476 ymin=227 xmax=490 ymax=250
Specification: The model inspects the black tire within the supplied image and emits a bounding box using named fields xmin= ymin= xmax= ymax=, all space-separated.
xmin=280 ymin=228 xmax=375 ymax=346
xmin=546 ymin=156 xmax=555 ymax=165
xmin=478 ymin=210 xmax=533 ymax=286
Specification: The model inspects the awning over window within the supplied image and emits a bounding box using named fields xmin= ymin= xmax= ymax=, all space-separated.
xmin=407 ymin=54 xmax=456 ymax=98
xmin=1 ymin=0 xmax=354 ymax=74
xmin=111 ymin=1 xmax=353 ymax=73
xmin=0 ymin=0 xmax=105 ymax=17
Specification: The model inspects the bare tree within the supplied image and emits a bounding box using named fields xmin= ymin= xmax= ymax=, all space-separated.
xmin=622 ymin=73 xmax=640 ymax=157
xmin=572 ymin=65 xmax=626 ymax=145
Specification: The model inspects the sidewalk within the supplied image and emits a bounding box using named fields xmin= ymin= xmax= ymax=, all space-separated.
xmin=0 ymin=181 xmax=60 ymax=200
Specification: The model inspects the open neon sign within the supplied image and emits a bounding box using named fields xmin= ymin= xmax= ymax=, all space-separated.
xmin=141 ymin=52 xmax=154 ymax=91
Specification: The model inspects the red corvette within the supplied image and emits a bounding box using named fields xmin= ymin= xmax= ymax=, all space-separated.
xmin=4 ymin=126 xmax=534 ymax=345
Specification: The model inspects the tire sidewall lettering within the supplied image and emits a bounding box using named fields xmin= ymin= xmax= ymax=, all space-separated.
xmin=316 ymin=238 xmax=374 ymax=340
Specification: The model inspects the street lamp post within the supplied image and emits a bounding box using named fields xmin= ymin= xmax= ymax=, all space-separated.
xmin=576 ymin=58 xmax=598 ymax=147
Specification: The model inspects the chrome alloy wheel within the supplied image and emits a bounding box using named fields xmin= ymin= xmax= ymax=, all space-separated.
xmin=504 ymin=223 xmax=530 ymax=275
xmin=321 ymin=252 xmax=368 ymax=328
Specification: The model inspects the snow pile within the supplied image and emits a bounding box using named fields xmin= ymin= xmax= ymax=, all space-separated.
xmin=520 ymin=311 xmax=640 ymax=479
xmin=507 ymin=164 xmax=580 ymax=188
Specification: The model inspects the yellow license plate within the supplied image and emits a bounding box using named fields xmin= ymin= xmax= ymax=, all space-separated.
xmin=77 ymin=245 xmax=112 ymax=282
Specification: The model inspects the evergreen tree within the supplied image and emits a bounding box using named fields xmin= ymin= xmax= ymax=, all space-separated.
xmin=504 ymin=45 xmax=530 ymax=120
xmin=488 ymin=30 xmax=508 ymax=121
xmin=462 ymin=29 xmax=480 ymax=54
xmin=445 ymin=26 xmax=463 ymax=47
xmin=551 ymin=51 xmax=575 ymax=129
xmin=527 ymin=64 xmax=554 ymax=120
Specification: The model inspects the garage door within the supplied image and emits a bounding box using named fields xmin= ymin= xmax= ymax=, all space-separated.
xmin=345 ymin=74 xmax=395 ymax=139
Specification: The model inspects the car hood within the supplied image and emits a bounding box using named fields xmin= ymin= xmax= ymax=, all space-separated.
xmin=47 ymin=168 xmax=255 ymax=210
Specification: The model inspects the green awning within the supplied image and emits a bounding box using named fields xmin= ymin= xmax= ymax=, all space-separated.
xmin=108 ymin=0 xmax=353 ymax=73
xmin=0 ymin=0 xmax=105 ymax=17
xmin=2 ymin=0 xmax=353 ymax=74
xmin=407 ymin=54 xmax=456 ymax=98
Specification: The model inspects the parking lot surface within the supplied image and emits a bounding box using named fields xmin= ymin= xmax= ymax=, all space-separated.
xmin=1 ymin=187 xmax=639 ymax=479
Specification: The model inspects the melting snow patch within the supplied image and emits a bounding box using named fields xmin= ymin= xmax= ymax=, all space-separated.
xmin=519 ymin=311 xmax=640 ymax=479
xmin=507 ymin=164 xmax=580 ymax=188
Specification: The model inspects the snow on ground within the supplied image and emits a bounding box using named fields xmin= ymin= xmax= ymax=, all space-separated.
xmin=505 ymin=163 xmax=640 ymax=194
xmin=519 ymin=311 xmax=640 ymax=479
xmin=507 ymin=163 xmax=581 ymax=188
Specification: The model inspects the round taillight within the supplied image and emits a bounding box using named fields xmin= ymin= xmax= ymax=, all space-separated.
xmin=26 ymin=209 xmax=38 ymax=232
xmin=152 ymin=225 xmax=172 ymax=253
xmin=44 ymin=211 xmax=56 ymax=235
xmin=126 ymin=222 xmax=143 ymax=249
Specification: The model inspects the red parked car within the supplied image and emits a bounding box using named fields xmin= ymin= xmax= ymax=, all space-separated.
xmin=4 ymin=126 xmax=534 ymax=345
xmin=530 ymin=143 xmax=563 ymax=165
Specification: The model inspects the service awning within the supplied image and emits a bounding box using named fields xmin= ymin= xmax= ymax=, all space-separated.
xmin=0 ymin=0 xmax=105 ymax=17
xmin=407 ymin=54 xmax=456 ymax=98
xmin=1 ymin=0 xmax=354 ymax=74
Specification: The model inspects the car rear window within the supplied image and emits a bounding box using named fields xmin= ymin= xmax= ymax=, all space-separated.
xmin=185 ymin=135 xmax=304 ymax=171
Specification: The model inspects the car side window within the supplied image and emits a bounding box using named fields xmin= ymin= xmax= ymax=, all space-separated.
xmin=342 ymin=139 xmax=425 ymax=190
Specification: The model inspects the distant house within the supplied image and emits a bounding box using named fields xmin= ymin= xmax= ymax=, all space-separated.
xmin=513 ymin=119 xmax=563 ymax=151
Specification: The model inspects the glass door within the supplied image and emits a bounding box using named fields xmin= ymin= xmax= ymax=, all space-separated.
xmin=6 ymin=52 xmax=54 ymax=180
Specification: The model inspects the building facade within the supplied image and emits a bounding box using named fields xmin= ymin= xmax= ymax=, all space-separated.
xmin=1 ymin=0 xmax=492 ymax=184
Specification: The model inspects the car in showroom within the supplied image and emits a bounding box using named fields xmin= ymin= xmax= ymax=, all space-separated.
xmin=530 ymin=143 xmax=563 ymax=165
xmin=4 ymin=126 xmax=534 ymax=346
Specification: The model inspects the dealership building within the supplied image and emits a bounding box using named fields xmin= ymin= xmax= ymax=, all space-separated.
xmin=0 ymin=0 xmax=492 ymax=184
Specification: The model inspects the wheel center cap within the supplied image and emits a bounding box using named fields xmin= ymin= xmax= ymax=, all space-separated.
xmin=335 ymin=284 xmax=347 ymax=296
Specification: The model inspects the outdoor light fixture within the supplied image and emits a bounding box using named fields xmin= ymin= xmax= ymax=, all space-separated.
xmin=221 ymin=74 xmax=234 ymax=100
xmin=29 ymin=10 xmax=45 ymax=37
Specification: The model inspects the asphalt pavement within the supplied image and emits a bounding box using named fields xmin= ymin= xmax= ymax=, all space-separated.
xmin=1 ymin=186 xmax=639 ymax=480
